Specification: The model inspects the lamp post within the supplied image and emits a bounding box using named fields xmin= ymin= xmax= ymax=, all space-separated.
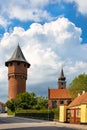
xmin=48 ymin=105 xmax=49 ymax=121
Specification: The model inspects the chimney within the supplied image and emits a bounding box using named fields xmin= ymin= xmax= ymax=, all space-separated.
xmin=78 ymin=93 xmax=80 ymax=96
xmin=82 ymin=90 xmax=85 ymax=94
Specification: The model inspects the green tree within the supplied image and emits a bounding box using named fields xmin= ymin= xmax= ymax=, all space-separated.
xmin=5 ymin=99 xmax=16 ymax=112
xmin=5 ymin=92 xmax=48 ymax=112
xmin=35 ymin=96 xmax=48 ymax=109
xmin=68 ymin=73 xmax=87 ymax=99
xmin=15 ymin=92 xmax=37 ymax=109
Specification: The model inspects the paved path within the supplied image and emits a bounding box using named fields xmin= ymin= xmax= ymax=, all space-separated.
xmin=0 ymin=113 xmax=87 ymax=130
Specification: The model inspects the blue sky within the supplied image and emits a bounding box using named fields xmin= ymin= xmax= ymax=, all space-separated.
xmin=0 ymin=0 xmax=87 ymax=102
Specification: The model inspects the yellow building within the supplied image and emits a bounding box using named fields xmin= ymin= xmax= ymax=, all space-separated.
xmin=59 ymin=91 xmax=87 ymax=124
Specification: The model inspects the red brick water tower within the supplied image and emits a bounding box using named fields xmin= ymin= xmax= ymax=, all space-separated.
xmin=5 ymin=44 xmax=30 ymax=100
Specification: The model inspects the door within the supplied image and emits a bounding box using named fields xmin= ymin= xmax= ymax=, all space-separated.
xmin=70 ymin=108 xmax=80 ymax=124
xmin=66 ymin=109 xmax=70 ymax=123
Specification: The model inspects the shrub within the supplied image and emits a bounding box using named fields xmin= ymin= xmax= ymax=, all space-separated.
xmin=15 ymin=108 xmax=59 ymax=121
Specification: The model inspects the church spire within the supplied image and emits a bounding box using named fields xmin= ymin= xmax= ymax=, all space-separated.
xmin=58 ymin=67 xmax=66 ymax=89
xmin=58 ymin=67 xmax=66 ymax=81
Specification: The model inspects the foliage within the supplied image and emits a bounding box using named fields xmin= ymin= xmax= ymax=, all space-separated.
xmin=35 ymin=96 xmax=48 ymax=110
xmin=51 ymin=108 xmax=59 ymax=120
xmin=5 ymin=92 xmax=48 ymax=113
xmin=15 ymin=92 xmax=37 ymax=109
xmin=15 ymin=108 xmax=59 ymax=121
xmin=68 ymin=73 xmax=87 ymax=99
xmin=5 ymin=99 xmax=16 ymax=112
xmin=7 ymin=109 xmax=15 ymax=115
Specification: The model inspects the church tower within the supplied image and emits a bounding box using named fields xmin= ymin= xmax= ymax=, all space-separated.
xmin=5 ymin=44 xmax=30 ymax=100
xmin=58 ymin=68 xmax=66 ymax=89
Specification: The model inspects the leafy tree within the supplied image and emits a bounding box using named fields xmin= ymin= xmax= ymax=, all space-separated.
xmin=35 ymin=96 xmax=48 ymax=110
xmin=68 ymin=73 xmax=87 ymax=99
xmin=5 ymin=92 xmax=48 ymax=111
xmin=5 ymin=99 xmax=16 ymax=112
xmin=15 ymin=92 xmax=37 ymax=109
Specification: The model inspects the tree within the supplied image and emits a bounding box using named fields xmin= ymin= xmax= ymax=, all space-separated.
xmin=5 ymin=92 xmax=48 ymax=111
xmin=35 ymin=96 xmax=48 ymax=109
xmin=68 ymin=73 xmax=87 ymax=99
xmin=15 ymin=92 xmax=37 ymax=109
xmin=5 ymin=99 xmax=16 ymax=112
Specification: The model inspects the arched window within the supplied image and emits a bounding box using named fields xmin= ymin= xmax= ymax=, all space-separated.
xmin=60 ymin=100 xmax=64 ymax=104
xmin=52 ymin=100 xmax=57 ymax=108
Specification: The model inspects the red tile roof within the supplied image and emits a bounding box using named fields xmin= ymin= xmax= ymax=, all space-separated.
xmin=69 ymin=92 xmax=87 ymax=107
xmin=48 ymin=88 xmax=71 ymax=99
xmin=0 ymin=102 xmax=4 ymax=105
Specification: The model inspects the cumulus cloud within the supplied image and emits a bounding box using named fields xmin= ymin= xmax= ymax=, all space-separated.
xmin=0 ymin=17 xmax=87 ymax=101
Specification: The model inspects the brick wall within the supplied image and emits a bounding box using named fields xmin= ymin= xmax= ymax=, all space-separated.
xmin=8 ymin=61 xmax=28 ymax=100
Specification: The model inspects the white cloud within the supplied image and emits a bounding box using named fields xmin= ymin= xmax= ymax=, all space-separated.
xmin=52 ymin=0 xmax=87 ymax=15
xmin=0 ymin=17 xmax=87 ymax=101
xmin=63 ymin=0 xmax=87 ymax=15
xmin=0 ymin=16 xmax=10 ymax=30
xmin=0 ymin=0 xmax=87 ymax=29
xmin=75 ymin=0 xmax=87 ymax=15
xmin=0 ymin=0 xmax=52 ymax=23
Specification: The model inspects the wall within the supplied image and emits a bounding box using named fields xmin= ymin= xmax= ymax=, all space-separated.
xmin=81 ymin=104 xmax=87 ymax=123
xmin=59 ymin=105 xmax=67 ymax=122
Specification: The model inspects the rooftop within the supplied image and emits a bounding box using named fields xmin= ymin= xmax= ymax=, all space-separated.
xmin=5 ymin=44 xmax=30 ymax=67
xmin=69 ymin=92 xmax=87 ymax=107
xmin=48 ymin=88 xmax=71 ymax=99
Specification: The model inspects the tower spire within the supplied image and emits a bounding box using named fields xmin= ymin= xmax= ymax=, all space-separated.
xmin=5 ymin=44 xmax=30 ymax=67
xmin=58 ymin=67 xmax=66 ymax=89
xmin=59 ymin=67 xmax=66 ymax=80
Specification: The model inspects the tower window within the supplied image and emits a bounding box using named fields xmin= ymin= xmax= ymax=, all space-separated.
xmin=9 ymin=62 xmax=13 ymax=66
xmin=17 ymin=62 xmax=20 ymax=65
xmin=24 ymin=64 xmax=26 ymax=67
xmin=61 ymin=82 xmax=63 ymax=85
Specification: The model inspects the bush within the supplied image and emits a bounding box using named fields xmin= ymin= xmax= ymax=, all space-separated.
xmin=7 ymin=109 xmax=15 ymax=116
xmin=15 ymin=108 xmax=59 ymax=121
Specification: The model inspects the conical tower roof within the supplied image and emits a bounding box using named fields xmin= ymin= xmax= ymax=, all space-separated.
xmin=5 ymin=44 xmax=30 ymax=68
xmin=58 ymin=68 xmax=66 ymax=81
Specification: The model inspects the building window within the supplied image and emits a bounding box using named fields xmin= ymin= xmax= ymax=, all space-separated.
xmin=9 ymin=62 xmax=13 ymax=66
xmin=24 ymin=64 xmax=27 ymax=67
xmin=17 ymin=62 xmax=20 ymax=65
xmin=60 ymin=100 xmax=64 ymax=104
xmin=52 ymin=100 xmax=57 ymax=108
xmin=61 ymin=82 xmax=63 ymax=85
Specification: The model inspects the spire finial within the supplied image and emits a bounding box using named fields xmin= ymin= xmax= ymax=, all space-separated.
xmin=58 ymin=64 xmax=66 ymax=80
xmin=17 ymin=42 xmax=20 ymax=47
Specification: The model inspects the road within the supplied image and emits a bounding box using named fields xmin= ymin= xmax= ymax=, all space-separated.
xmin=0 ymin=113 xmax=82 ymax=130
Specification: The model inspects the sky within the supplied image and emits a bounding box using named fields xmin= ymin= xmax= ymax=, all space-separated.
xmin=1 ymin=0 xmax=87 ymax=102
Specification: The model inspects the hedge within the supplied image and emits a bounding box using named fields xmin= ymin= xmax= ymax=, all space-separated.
xmin=15 ymin=108 xmax=59 ymax=121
